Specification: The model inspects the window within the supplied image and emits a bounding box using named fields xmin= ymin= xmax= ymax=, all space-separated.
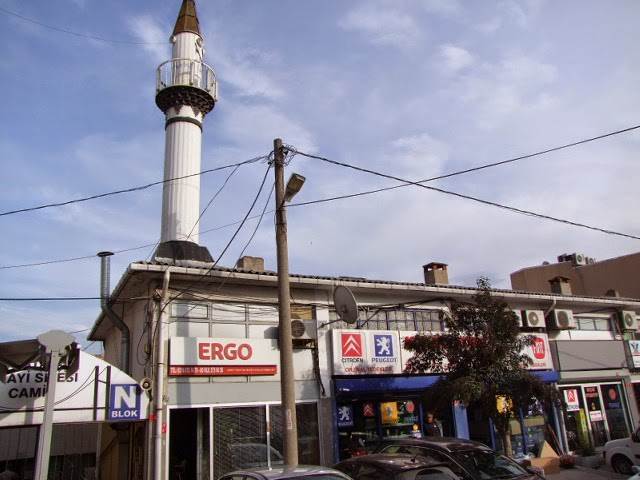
xmin=575 ymin=316 xmax=612 ymax=331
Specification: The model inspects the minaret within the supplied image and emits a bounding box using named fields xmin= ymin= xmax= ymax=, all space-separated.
xmin=154 ymin=0 xmax=216 ymax=263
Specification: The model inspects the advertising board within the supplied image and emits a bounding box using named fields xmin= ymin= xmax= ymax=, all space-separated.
xmin=332 ymin=330 xmax=402 ymax=375
xmin=169 ymin=337 xmax=279 ymax=376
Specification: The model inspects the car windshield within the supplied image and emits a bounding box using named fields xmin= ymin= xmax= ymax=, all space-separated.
xmin=452 ymin=450 xmax=528 ymax=479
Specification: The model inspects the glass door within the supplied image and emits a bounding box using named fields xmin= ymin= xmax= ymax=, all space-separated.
xmin=582 ymin=385 xmax=608 ymax=447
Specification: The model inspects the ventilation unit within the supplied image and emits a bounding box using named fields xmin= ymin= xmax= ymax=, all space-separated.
xmin=524 ymin=310 xmax=545 ymax=328
xmin=290 ymin=319 xmax=317 ymax=340
xmin=619 ymin=311 xmax=638 ymax=332
xmin=549 ymin=309 xmax=576 ymax=329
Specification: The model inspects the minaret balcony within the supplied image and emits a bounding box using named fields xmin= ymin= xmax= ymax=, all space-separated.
xmin=155 ymin=58 xmax=218 ymax=115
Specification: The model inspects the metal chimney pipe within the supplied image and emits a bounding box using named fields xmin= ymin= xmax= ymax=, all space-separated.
xmin=97 ymin=251 xmax=113 ymax=307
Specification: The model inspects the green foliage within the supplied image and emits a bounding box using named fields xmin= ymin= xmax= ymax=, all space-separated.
xmin=404 ymin=277 xmax=560 ymax=442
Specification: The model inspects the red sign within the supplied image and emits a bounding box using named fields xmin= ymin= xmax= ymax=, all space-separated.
xmin=406 ymin=400 xmax=415 ymax=414
xmin=363 ymin=402 xmax=375 ymax=417
xmin=198 ymin=342 xmax=253 ymax=361
xmin=341 ymin=333 xmax=363 ymax=357
xmin=532 ymin=337 xmax=546 ymax=360
xmin=169 ymin=365 xmax=277 ymax=376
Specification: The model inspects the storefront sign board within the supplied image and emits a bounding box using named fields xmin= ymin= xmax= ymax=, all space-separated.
xmin=337 ymin=405 xmax=354 ymax=428
xmin=380 ymin=401 xmax=398 ymax=424
xmin=589 ymin=410 xmax=603 ymax=422
xmin=332 ymin=330 xmax=402 ymax=375
xmin=564 ymin=389 xmax=580 ymax=412
xmin=520 ymin=333 xmax=553 ymax=370
xmin=169 ymin=338 xmax=279 ymax=376
xmin=629 ymin=341 xmax=640 ymax=368
xmin=0 ymin=351 xmax=148 ymax=427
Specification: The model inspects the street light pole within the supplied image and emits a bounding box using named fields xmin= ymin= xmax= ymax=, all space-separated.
xmin=274 ymin=138 xmax=299 ymax=466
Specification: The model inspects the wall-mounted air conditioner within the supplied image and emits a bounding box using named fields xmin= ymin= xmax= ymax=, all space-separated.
xmin=619 ymin=310 xmax=638 ymax=332
xmin=290 ymin=319 xmax=317 ymax=340
xmin=549 ymin=309 xmax=576 ymax=329
xmin=524 ymin=310 xmax=545 ymax=328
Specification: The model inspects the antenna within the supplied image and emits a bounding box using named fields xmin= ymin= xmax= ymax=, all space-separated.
xmin=333 ymin=286 xmax=359 ymax=325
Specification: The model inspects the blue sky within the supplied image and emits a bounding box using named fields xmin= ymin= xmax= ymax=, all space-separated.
xmin=1 ymin=0 xmax=640 ymax=346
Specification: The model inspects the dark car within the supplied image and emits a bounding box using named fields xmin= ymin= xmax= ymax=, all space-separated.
xmin=334 ymin=453 xmax=461 ymax=480
xmin=217 ymin=465 xmax=353 ymax=480
xmin=373 ymin=437 xmax=543 ymax=479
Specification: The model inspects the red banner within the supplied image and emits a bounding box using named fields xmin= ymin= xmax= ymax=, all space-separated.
xmin=168 ymin=365 xmax=277 ymax=376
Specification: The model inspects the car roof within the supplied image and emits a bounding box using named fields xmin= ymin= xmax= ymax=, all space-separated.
xmin=336 ymin=453 xmax=445 ymax=472
xmin=223 ymin=465 xmax=350 ymax=479
xmin=380 ymin=436 xmax=492 ymax=453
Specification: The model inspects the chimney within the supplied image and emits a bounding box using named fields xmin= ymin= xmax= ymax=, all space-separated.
xmin=97 ymin=251 xmax=113 ymax=307
xmin=549 ymin=276 xmax=572 ymax=295
xmin=236 ymin=256 xmax=265 ymax=272
xmin=423 ymin=262 xmax=449 ymax=285
xmin=606 ymin=289 xmax=620 ymax=297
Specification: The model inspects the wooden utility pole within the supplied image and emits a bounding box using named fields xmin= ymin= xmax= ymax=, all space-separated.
xmin=274 ymin=138 xmax=299 ymax=466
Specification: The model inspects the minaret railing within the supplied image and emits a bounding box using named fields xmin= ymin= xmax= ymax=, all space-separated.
xmin=156 ymin=58 xmax=218 ymax=99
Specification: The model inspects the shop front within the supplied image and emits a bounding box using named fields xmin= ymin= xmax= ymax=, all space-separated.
xmin=167 ymin=334 xmax=325 ymax=478
xmin=331 ymin=329 xmax=470 ymax=460
xmin=554 ymin=339 xmax=635 ymax=452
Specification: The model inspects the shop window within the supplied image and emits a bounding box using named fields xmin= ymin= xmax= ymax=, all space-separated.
xmin=213 ymin=406 xmax=267 ymax=476
xmin=248 ymin=324 xmax=278 ymax=339
xmin=291 ymin=305 xmax=313 ymax=320
xmin=170 ymin=319 xmax=210 ymax=337
xmin=270 ymin=403 xmax=320 ymax=466
xmin=601 ymin=383 xmax=630 ymax=440
xmin=247 ymin=305 xmax=279 ymax=323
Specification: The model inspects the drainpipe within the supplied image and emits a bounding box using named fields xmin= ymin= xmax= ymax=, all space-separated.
xmin=98 ymin=251 xmax=131 ymax=373
xmin=544 ymin=298 xmax=557 ymax=318
xmin=153 ymin=268 xmax=172 ymax=480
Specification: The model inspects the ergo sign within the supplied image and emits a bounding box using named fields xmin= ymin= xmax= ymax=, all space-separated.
xmin=198 ymin=342 xmax=253 ymax=361
xmin=170 ymin=338 xmax=278 ymax=377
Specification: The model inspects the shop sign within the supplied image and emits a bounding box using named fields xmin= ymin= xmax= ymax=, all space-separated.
xmin=629 ymin=341 xmax=640 ymax=368
xmin=381 ymin=401 xmax=398 ymax=424
xmin=169 ymin=338 xmax=278 ymax=376
xmin=363 ymin=402 xmax=375 ymax=417
xmin=0 ymin=352 xmax=148 ymax=427
xmin=603 ymin=385 xmax=622 ymax=409
xmin=332 ymin=330 xmax=402 ymax=375
xmin=520 ymin=333 xmax=553 ymax=370
xmin=564 ymin=389 xmax=580 ymax=412
xmin=337 ymin=405 xmax=354 ymax=428
xmin=589 ymin=410 xmax=603 ymax=422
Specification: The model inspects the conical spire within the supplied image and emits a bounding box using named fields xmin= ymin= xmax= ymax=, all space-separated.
xmin=172 ymin=0 xmax=201 ymax=37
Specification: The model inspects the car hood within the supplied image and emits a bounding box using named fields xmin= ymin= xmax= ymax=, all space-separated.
xmin=605 ymin=437 xmax=629 ymax=449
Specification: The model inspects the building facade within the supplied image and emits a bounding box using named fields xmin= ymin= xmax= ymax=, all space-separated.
xmin=89 ymin=259 xmax=640 ymax=479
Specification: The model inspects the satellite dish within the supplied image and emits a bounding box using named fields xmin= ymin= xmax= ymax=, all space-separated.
xmin=333 ymin=286 xmax=359 ymax=325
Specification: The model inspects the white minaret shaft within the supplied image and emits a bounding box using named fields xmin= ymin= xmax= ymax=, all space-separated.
xmin=156 ymin=0 xmax=216 ymax=247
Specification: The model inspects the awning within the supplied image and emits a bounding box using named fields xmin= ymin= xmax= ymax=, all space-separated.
xmin=334 ymin=370 xmax=559 ymax=395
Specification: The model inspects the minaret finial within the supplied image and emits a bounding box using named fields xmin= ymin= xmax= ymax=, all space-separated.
xmin=172 ymin=0 xmax=201 ymax=37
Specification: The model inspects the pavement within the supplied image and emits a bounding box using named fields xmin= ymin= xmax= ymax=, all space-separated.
xmin=547 ymin=465 xmax=627 ymax=479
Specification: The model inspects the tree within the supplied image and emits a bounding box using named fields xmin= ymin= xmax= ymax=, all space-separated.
xmin=404 ymin=278 xmax=560 ymax=456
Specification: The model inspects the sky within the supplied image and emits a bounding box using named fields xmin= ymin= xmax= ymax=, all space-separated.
xmin=1 ymin=0 xmax=640 ymax=347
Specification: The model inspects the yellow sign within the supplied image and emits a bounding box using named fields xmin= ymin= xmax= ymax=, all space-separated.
xmin=381 ymin=402 xmax=398 ymax=424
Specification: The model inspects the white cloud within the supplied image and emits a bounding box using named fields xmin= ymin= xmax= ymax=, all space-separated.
xmin=390 ymin=133 xmax=449 ymax=178
xmin=127 ymin=15 xmax=170 ymax=64
xmin=339 ymin=4 xmax=423 ymax=49
xmin=439 ymin=44 xmax=475 ymax=73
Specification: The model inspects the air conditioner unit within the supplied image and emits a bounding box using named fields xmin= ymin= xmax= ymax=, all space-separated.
xmin=619 ymin=311 xmax=638 ymax=331
xmin=524 ymin=310 xmax=545 ymax=328
xmin=585 ymin=257 xmax=596 ymax=265
xmin=573 ymin=253 xmax=586 ymax=266
xmin=549 ymin=309 xmax=576 ymax=329
xmin=511 ymin=310 xmax=524 ymax=327
xmin=290 ymin=319 xmax=317 ymax=340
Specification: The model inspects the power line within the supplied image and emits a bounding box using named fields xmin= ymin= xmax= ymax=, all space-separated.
xmin=289 ymin=124 xmax=640 ymax=208
xmin=0 ymin=6 xmax=168 ymax=45
xmin=0 ymin=155 xmax=268 ymax=218
xmin=0 ymin=296 xmax=145 ymax=302
xmin=291 ymin=149 xmax=640 ymax=241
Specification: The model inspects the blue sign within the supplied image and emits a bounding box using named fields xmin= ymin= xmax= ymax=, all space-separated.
xmin=337 ymin=405 xmax=354 ymax=428
xmin=108 ymin=384 xmax=141 ymax=421
xmin=373 ymin=334 xmax=394 ymax=357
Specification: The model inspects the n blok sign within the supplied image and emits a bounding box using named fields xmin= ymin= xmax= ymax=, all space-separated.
xmin=108 ymin=384 xmax=141 ymax=421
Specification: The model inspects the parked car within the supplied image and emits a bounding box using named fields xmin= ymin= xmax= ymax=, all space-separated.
xmin=603 ymin=428 xmax=640 ymax=474
xmin=334 ymin=453 xmax=462 ymax=480
xmin=217 ymin=465 xmax=353 ymax=480
xmin=373 ymin=437 xmax=544 ymax=479
xmin=630 ymin=465 xmax=640 ymax=480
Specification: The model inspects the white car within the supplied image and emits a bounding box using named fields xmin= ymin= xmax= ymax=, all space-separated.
xmin=603 ymin=428 xmax=640 ymax=475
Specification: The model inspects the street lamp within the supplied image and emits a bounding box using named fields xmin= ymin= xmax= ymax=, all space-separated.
xmin=274 ymin=138 xmax=304 ymax=466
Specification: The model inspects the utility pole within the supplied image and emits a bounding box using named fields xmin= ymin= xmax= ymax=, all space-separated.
xmin=274 ymin=138 xmax=299 ymax=466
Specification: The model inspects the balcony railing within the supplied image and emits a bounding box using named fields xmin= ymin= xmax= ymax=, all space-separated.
xmin=156 ymin=58 xmax=218 ymax=100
